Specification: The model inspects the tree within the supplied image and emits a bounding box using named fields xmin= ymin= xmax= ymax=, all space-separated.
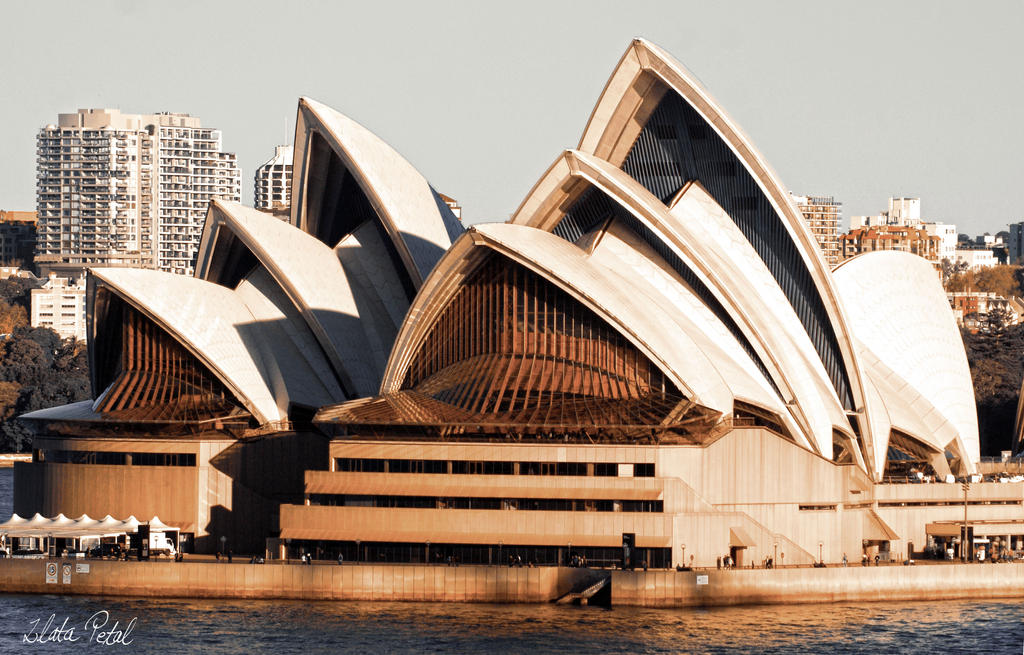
xmin=944 ymin=266 xmax=973 ymax=293
xmin=0 ymin=277 xmax=39 ymax=313
xmin=0 ymin=299 xmax=27 ymax=335
xmin=974 ymin=265 xmax=1023 ymax=299
xmin=961 ymin=322 xmax=1024 ymax=455
xmin=0 ymin=381 xmax=19 ymax=423
xmin=983 ymin=307 xmax=1013 ymax=335
xmin=0 ymin=326 xmax=90 ymax=452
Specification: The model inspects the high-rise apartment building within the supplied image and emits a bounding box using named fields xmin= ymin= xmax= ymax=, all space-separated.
xmin=35 ymin=108 xmax=241 ymax=278
xmin=254 ymin=144 xmax=293 ymax=218
xmin=791 ymin=194 xmax=841 ymax=267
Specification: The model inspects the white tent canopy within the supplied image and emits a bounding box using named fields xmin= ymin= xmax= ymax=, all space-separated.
xmin=0 ymin=513 xmax=178 ymax=539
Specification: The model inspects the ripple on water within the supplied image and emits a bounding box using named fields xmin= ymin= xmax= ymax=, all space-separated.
xmin=1 ymin=594 xmax=1022 ymax=654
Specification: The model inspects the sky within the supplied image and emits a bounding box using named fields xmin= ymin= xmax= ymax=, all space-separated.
xmin=1 ymin=0 xmax=1022 ymax=234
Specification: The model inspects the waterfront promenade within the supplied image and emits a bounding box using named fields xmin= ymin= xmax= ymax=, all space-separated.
xmin=3 ymin=557 xmax=1024 ymax=607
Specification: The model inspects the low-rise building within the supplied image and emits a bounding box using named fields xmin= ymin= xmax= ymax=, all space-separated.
xmin=839 ymin=225 xmax=941 ymax=262
xmin=30 ymin=274 xmax=87 ymax=341
xmin=0 ymin=267 xmax=38 ymax=281
xmin=437 ymin=193 xmax=462 ymax=221
xmin=0 ymin=210 xmax=37 ymax=269
xmin=923 ymin=222 xmax=958 ymax=262
xmin=850 ymin=197 xmax=922 ymax=229
xmin=947 ymin=291 xmax=1024 ymax=328
xmin=954 ymin=247 xmax=997 ymax=270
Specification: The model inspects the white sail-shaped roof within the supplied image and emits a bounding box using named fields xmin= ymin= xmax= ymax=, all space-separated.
xmin=89 ymin=268 xmax=283 ymax=425
xmin=292 ymin=97 xmax=463 ymax=284
xmin=833 ymin=251 xmax=979 ymax=472
xmin=384 ymin=222 xmax=809 ymax=428
xmin=522 ymin=38 xmax=877 ymax=464
xmin=509 ymin=149 xmax=853 ymax=458
xmin=197 ymin=200 xmax=384 ymax=398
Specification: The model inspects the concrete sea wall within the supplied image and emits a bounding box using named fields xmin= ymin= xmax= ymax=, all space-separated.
xmin=3 ymin=559 xmax=1024 ymax=607
xmin=0 ymin=559 xmax=592 ymax=603
xmin=611 ymin=564 xmax=1024 ymax=606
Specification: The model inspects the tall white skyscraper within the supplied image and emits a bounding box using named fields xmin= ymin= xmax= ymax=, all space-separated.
xmin=254 ymin=144 xmax=293 ymax=218
xmin=35 ymin=108 xmax=241 ymax=277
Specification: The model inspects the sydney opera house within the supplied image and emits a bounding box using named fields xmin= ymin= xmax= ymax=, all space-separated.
xmin=13 ymin=40 xmax=1024 ymax=567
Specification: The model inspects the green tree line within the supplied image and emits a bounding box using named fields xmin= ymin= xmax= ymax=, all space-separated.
xmin=0 ymin=278 xmax=90 ymax=452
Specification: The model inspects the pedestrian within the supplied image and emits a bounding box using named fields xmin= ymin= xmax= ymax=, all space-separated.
xmin=862 ymin=553 xmax=868 ymax=566
xmin=337 ymin=553 xmax=344 ymax=565
xmin=874 ymin=554 xmax=880 ymax=566
xmin=216 ymin=551 xmax=221 ymax=561
xmin=717 ymin=556 xmax=722 ymax=570
xmin=227 ymin=549 xmax=232 ymax=563
xmin=842 ymin=553 xmax=848 ymax=567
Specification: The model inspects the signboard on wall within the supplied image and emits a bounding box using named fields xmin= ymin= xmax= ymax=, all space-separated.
xmin=696 ymin=575 xmax=709 ymax=586
xmin=61 ymin=563 xmax=72 ymax=584
xmin=45 ymin=562 xmax=57 ymax=584
xmin=76 ymin=563 xmax=90 ymax=574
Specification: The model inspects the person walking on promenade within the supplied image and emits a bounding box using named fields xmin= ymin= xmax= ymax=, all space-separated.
xmin=842 ymin=553 xmax=848 ymax=567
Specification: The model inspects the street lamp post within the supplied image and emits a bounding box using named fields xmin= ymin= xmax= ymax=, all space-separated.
xmin=773 ymin=543 xmax=778 ymax=568
xmin=962 ymin=481 xmax=970 ymax=563
xmin=818 ymin=542 xmax=823 ymax=565
xmin=681 ymin=544 xmax=686 ymax=568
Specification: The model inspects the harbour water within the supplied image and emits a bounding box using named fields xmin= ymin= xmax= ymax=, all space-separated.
xmin=2 ymin=468 xmax=1023 ymax=654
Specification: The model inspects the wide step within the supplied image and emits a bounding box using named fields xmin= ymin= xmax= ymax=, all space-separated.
xmin=553 ymin=574 xmax=611 ymax=606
